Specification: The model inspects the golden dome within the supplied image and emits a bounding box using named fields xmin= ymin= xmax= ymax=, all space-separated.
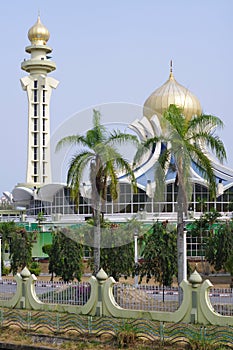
xmin=143 ymin=63 xmax=202 ymax=120
xmin=28 ymin=16 xmax=50 ymax=45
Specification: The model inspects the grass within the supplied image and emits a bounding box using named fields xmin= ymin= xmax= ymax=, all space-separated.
xmin=0 ymin=328 xmax=231 ymax=350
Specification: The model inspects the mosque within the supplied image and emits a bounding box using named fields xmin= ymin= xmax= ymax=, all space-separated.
xmin=4 ymin=16 xmax=233 ymax=223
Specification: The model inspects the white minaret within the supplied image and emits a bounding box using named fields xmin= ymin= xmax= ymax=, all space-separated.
xmin=21 ymin=16 xmax=59 ymax=187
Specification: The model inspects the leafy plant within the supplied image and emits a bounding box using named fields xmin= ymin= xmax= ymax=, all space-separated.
xmin=29 ymin=261 xmax=41 ymax=276
xmin=115 ymin=321 xmax=138 ymax=348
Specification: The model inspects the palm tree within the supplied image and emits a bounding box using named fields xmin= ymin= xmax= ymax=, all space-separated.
xmin=56 ymin=109 xmax=138 ymax=275
xmin=134 ymin=104 xmax=226 ymax=287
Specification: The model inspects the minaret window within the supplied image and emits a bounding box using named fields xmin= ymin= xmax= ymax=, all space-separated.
xmin=43 ymin=147 xmax=46 ymax=161
xmin=34 ymin=104 xmax=38 ymax=116
xmin=42 ymin=119 xmax=45 ymax=132
xmin=33 ymin=89 xmax=37 ymax=102
xmin=33 ymin=148 xmax=38 ymax=161
xmin=43 ymin=162 xmax=46 ymax=175
xmin=42 ymin=133 xmax=46 ymax=146
xmin=34 ymin=176 xmax=38 ymax=183
xmin=33 ymin=119 xmax=38 ymax=131
xmin=34 ymin=162 xmax=38 ymax=175
xmin=34 ymin=80 xmax=38 ymax=89
xmin=43 ymin=104 xmax=46 ymax=117
xmin=34 ymin=133 xmax=38 ymax=146
xmin=42 ymin=90 xmax=46 ymax=103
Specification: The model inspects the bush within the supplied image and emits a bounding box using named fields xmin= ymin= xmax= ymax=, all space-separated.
xmin=29 ymin=261 xmax=41 ymax=276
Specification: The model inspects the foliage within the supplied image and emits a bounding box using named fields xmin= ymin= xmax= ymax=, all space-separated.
xmin=205 ymin=221 xmax=233 ymax=272
xmin=0 ymin=222 xmax=17 ymax=275
xmin=187 ymin=210 xmax=221 ymax=240
xmin=29 ymin=261 xmax=41 ymax=276
xmin=56 ymin=109 xmax=138 ymax=275
xmin=48 ymin=228 xmax=84 ymax=282
xmin=134 ymin=104 xmax=226 ymax=285
xmin=2 ymin=266 xmax=10 ymax=276
xmin=79 ymin=217 xmax=147 ymax=281
xmin=139 ymin=221 xmax=177 ymax=289
xmin=115 ymin=321 xmax=138 ymax=348
xmin=10 ymin=227 xmax=33 ymax=275
xmin=42 ymin=243 xmax=52 ymax=257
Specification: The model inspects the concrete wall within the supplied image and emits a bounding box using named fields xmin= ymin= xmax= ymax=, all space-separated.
xmin=1 ymin=266 xmax=232 ymax=326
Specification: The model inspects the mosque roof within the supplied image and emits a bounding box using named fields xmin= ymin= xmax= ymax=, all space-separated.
xmin=143 ymin=61 xmax=202 ymax=120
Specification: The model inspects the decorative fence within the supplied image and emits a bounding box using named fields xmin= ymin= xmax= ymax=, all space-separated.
xmin=1 ymin=268 xmax=233 ymax=327
xmin=0 ymin=309 xmax=233 ymax=348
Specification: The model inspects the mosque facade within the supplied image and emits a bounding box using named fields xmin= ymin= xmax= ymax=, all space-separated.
xmin=7 ymin=17 xmax=233 ymax=223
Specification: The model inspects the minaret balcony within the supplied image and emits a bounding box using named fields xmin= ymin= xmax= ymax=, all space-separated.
xmin=21 ymin=59 xmax=56 ymax=73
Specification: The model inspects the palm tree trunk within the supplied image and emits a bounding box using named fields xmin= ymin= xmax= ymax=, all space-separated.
xmin=93 ymin=200 xmax=101 ymax=276
xmin=177 ymin=189 xmax=185 ymax=305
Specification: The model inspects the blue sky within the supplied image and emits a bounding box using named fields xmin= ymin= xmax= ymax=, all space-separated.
xmin=1 ymin=0 xmax=233 ymax=194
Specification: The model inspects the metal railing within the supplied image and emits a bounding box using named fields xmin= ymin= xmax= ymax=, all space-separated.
xmin=113 ymin=283 xmax=179 ymax=312
xmin=209 ymin=287 xmax=233 ymax=316
xmin=0 ymin=279 xmax=17 ymax=300
xmin=34 ymin=280 xmax=91 ymax=305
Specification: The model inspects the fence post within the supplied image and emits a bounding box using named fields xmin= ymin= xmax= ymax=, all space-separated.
xmin=188 ymin=269 xmax=203 ymax=323
xmin=95 ymin=268 xmax=108 ymax=316
xmin=20 ymin=266 xmax=31 ymax=309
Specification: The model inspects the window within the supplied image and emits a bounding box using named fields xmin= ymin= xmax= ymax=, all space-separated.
xmin=43 ymin=90 xmax=46 ymax=103
xmin=33 ymin=133 xmax=38 ymax=146
xmin=33 ymin=148 xmax=38 ymax=161
xmin=34 ymin=176 xmax=38 ymax=183
xmin=42 ymin=119 xmax=45 ymax=132
xmin=34 ymin=162 xmax=38 ymax=175
xmin=33 ymin=119 xmax=38 ymax=131
xmin=34 ymin=80 xmax=38 ymax=89
xmin=43 ymin=104 xmax=46 ymax=117
xmin=33 ymin=89 xmax=37 ymax=103
xmin=43 ymin=162 xmax=46 ymax=175
xmin=43 ymin=148 xmax=46 ymax=161
xmin=34 ymin=104 xmax=38 ymax=117
xmin=43 ymin=133 xmax=46 ymax=146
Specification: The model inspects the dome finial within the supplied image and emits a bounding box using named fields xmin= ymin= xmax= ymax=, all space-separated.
xmin=28 ymin=15 xmax=50 ymax=45
xmin=169 ymin=59 xmax=174 ymax=79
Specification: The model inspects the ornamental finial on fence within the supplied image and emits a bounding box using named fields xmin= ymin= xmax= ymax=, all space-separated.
xmin=96 ymin=268 xmax=108 ymax=284
xmin=20 ymin=266 xmax=31 ymax=280
xmin=188 ymin=269 xmax=202 ymax=288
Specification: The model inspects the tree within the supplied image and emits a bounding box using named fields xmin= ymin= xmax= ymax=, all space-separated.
xmin=139 ymin=221 xmax=177 ymax=300
xmin=10 ymin=227 xmax=33 ymax=275
xmin=36 ymin=211 xmax=46 ymax=232
xmin=0 ymin=222 xmax=17 ymax=275
xmin=48 ymin=228 xmax=83 ymax=282
xmin=188 ymin=209 xmax=221 ymax=274
xmin=134 ymin=104 xmax=226 ymax=286
xmin=56 ymin=109 xmax=138 ymax=275
xmin=76 ymin=217 xmax=146 ymax=281
xmin=205 ymin=220 xmax=233 ymax=272
xmin=99 ymin=218 xmax=146 ymax=281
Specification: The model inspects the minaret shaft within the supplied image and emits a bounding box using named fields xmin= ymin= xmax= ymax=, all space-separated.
xmin=21 ymin=17 xmax=59 ymax=187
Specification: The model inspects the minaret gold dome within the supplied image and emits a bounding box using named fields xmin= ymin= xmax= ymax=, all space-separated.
xmin=143 ymin=61 xmax=202 ymax=120
xmin=28 ymin=16 xmax=50 ymax=45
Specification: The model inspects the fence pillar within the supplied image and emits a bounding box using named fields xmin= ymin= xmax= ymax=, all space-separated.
xmin=18 ymin=266 xmax=31 ymax=309
xmin=188 ymin=269 xmax=203 ymax=323
xmin=95 ymin=268 xmax=108 ymax=316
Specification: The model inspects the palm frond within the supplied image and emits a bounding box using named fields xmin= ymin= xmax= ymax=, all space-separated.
xmin=56 ymin=135 xmax=90 ymax=152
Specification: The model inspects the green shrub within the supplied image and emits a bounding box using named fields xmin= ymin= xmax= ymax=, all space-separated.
xmin=29 ymin=261 xmax=41 ymax=276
